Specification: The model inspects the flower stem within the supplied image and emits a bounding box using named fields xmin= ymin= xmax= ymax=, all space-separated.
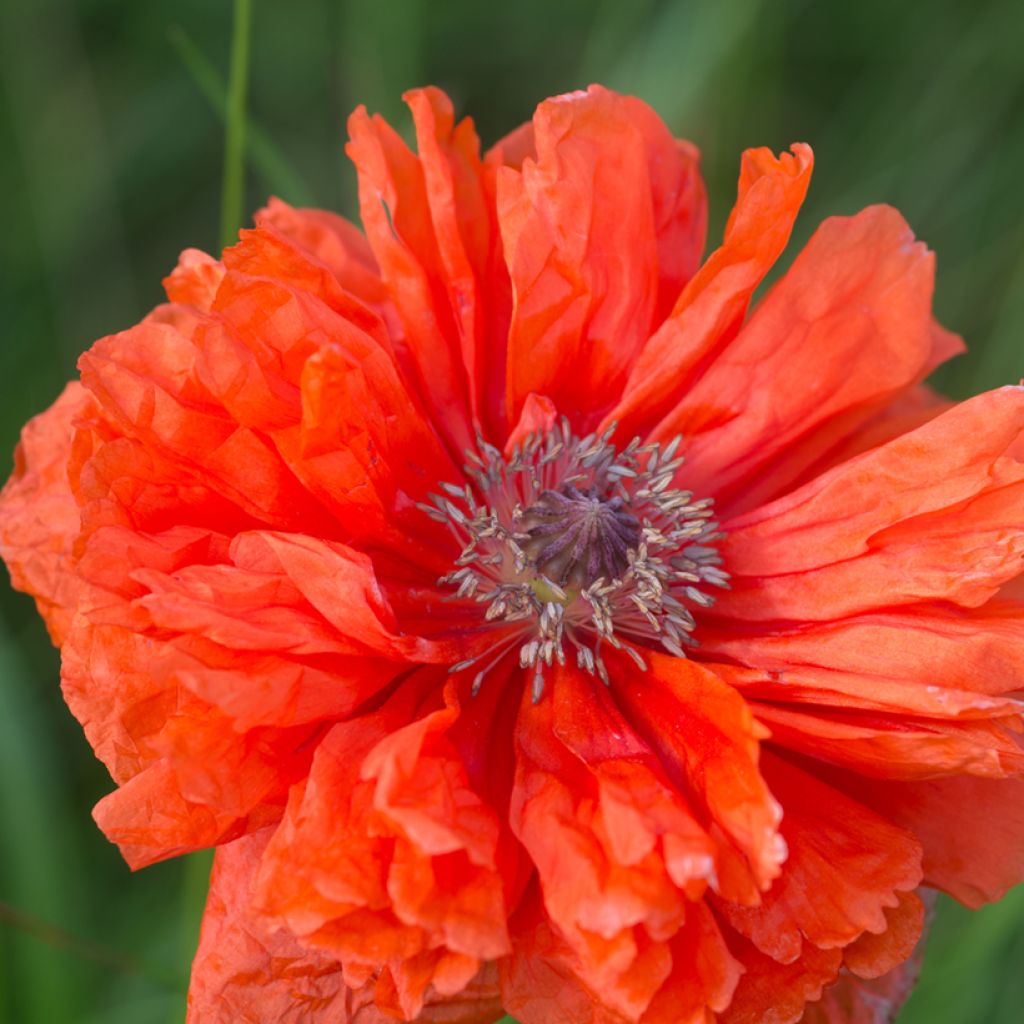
xmin=220 ymin=0 xmax=252 ymax=250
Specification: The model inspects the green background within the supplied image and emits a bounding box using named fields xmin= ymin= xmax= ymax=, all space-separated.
xmin=1 ymin=1 xmax=1023 ymax=1021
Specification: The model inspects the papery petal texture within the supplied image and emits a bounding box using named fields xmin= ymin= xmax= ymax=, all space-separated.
xmin=1 ymin=83 xmax=1022 ymax=1024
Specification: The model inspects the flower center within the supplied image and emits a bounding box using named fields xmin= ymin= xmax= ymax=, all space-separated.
xmin=421 ymin=422 xmax=728 ymax=700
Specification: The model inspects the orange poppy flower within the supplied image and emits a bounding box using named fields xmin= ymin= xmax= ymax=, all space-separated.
xmin=2 ymin=84 xmax=1024 ymax=1024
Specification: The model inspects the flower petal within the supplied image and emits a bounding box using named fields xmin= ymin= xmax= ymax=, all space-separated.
xmin=187 ymin=830 xmax=503 ymax=1024
xmin=839 ymin=774 xmax=1024 ymax=908
xmin=606 ymin=143 xmax=812 ymax=441
xmin=0 ymin=383 xmax=90 ymax=643
xmin=616 ymin=654 xmax=785 ymax=900
xmin=499 ymin=86 xmax=703 ymax=428
xmin=511 ymin=666 xmax=718 ymax=1017
xmin=256 ymin=674 xmax=514 ymax=1020
xmin=656 ymin=206 xmax=945 ymax=513
xmin=716 ymin=756 xmax=922 ymax=963
xmin=346 ymin=100 xmax=475 ymax=453
xmin=718 ymin=387 xmax=1024 ymax=621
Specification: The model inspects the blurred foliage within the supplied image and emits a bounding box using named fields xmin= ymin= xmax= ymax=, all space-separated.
xmin=1 ymin=0 xmax=1023 ymax=1021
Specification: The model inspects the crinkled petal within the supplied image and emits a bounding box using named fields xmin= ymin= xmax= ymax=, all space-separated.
xmin=615 ymin=653 xmax=785 ymax=901
xmin=718 ymin=387 xmax=1024 ymax=621
xmin=499 ymin=85 xmax=705 ymax=428
xmin=655 ymin=206 xmax=947 ymax=515
xmin=607 ymin=143 xmax=812 ymax=441
xmin=839 ymin=774 xmax=1024 ymax=908
xmin=716 ymin=756 xmax=922 ymax=964
xmin=346 ymin=102 xmax=475 ymax=453
xmin=188 ymin=830 xmax=503 ymax=1024
xmin=0 ymin=383 xmax=90 ymax=643
xmin=256 ymin=673 xmax=515 ymax=1020
xmin=511 ymin=666 xmax=718 ymax=1017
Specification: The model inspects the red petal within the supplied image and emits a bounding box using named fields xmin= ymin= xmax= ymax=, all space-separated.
xmin=606 ymin=143 xmax=812 ymax=441
xmin=718 ymin=387 xmax=1024 ymax=621
xmin=255 ymin=197 xmax=388 ymax=309
xmin=187 ymin=830 xmax=502 ymax=1024
xmin=839 ymin=774 xmax=1024 ymax=908
xmin=657 ymin=206 xmax=942 ymax=513
xmin=799 ymin=892 xmax=931 ymax=1023
xmin=499 ymin=86 xmax=703 ymax=428
xmin=716 ymin=757 xmax=922 ymax=963
xmin=616 ymin=654 xmax=785 ymax=900
xmin=511 ymin=666 xmax=717 ymax=1016
xmin=346 ymin=101 xmax=475 ymax=453
xmin=0 ymin=383 xmax=90 ymax=643
xmin=256 ymin=675 xmax=514 ymax=1019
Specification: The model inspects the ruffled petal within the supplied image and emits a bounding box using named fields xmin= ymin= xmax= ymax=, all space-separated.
xmin=0 ymin=383 xmax=90 ymax=643
xmin=655 ymin=205 xmax=947 ymax=514
xmin=799 ymin=891 xmax=931 ymax=1024
xmin=615 ymin=654 xmax=785 ymax=901
xmin=501 ymin=889 xmax=740 ymax=1024
xmin=606 ymin=143 xmax=812 ymax=441
xmin=187 ymin=830 xmax=503 ymax=1024
xmin=499 ymin=85 xmax=705 ymax=428
xmin=839 ymin=774 xmax=1024 ymax=908
xmin=255 ymin=674 xmax=516 ymax=1020
xmin=716 ymin=756 xmax=922 ymax=964
xmin=346 ymin=100 xmax=476 ymax=453
xmin=719 ymin=933 xmax=842 ymax=1024
xmin=718 ymin=387 xmax=1024 ymax=621
xmin=255 ymin=197 xmax=389 ymax=309
xmin=511 ymin=666 xmax=718 ymax=1017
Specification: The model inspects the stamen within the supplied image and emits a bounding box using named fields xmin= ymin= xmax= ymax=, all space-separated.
xmin=426 ymin=423 xmax=728 ymax=700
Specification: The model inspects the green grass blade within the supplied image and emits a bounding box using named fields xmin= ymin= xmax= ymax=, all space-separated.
xmin=220 ymin=0 xmax=253 ymax=249
xmin=167 ymin=24 xmax=315 ymax=208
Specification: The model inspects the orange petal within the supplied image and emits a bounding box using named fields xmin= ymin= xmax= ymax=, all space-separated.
xmin=716 ymin=756 xmax=922 ymax=963
xmin=702 ymin=601 xmax=1024 ymax=711
xmin=606 ymin=143 xmax=812 ymax=441
xmin=162 ymin=248 xmax=225 ymax=311
xmin=405 ymin=87 xmax=510 ymax=437
xmin=187 ymin=829 xmax=502 ymax=1024
xmin=799 ymin=892 xmax=931 ymax=1023
xmin=719 ymin=933 xmax=842 ymax=1024
xmin=616 ymin=653 xmax=785 ymax=900
xmin=346 ymin=101 xmax=475 ymax=453
xmin=0 ymin=382 xmax=90 ymax=643
xmin=840 ymin=774 xmax=1024 ymax=908
xmin=255 ymin=197 xmax=388 ymax=309
xmin=256 ymin=675 xmax=514 ymax=1019
xmin=499 ymin=86 xmax=701 ymax=428
xmin=656 ymin=205 xmax=942 ymax=513
xmin=754 ymin=704 xmax=1024 ymax=780
xmin=718 ymin=387 xmax=1024 ymax=621
xmin=511 ymin=666 xmax=717 ymax=1016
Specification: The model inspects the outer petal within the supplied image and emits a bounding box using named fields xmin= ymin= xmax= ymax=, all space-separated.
xmin=255 ymin=674 xmax=517 ymax=1021
xmin=702 ymin=601 xmax=1024 ymax=709
xmin=615 ymin=653 xmax=785 ymax=902
xmin=187 ymin=830 xmax=502 ymax=1024
xmin=606 ymin=143 xmax=813 ymax=441
xmin=405 ymin=87 xmax=510 ymax=438
xmin=0 ymin=382 xmax=90 ymax=643
xmin=511 ymin=666 xmax=718 ymax=1017
xmin=716 ymin=756 xmax=922 ymax=964
xmin=501 ymin=890 xmax=740 ymax=1024
xmin=799 ymin=891 xmax=931 ymax=1023
xmin=656 ymin=206 xmax=945 ymax=514
xmin=255 ymin=197 xmax=389 ymax=309
xmin=346 ymin=100 xmax=475 ymax=453
xmin=499 ymin=86 xmax=703 ymax=428
xmin=839 ymin=774 xmax=1024 ymax=908
xmin=717 ymin=387 xmax=1024 ymax=622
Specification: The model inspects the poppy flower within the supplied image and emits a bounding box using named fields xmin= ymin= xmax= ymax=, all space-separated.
xmin=2 ymin=84 xmax=1023 ymax=1024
